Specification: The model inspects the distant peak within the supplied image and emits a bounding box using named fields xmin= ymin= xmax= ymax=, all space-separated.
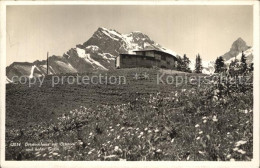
xmin=97 ymin=27 xmax=118 ymax=32
xmin=231 ymin=37 xmax=248 ymax=49
xmin=98 ymin=27 xmax=107 ymax=30
xmin=235 ymin=37 xmax=245 ymax=42
xmin=96 ymin=27 xmax=110 ymax=33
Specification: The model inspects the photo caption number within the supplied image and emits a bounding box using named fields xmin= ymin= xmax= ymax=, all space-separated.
xmin=10 ymin=142 xmax=21 ymax=147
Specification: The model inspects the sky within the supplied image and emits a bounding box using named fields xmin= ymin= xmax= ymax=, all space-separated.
xmin=6 ymin=5 xmax=253 ymax=65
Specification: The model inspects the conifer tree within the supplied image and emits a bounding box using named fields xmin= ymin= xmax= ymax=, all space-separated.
xmin=241 ymin=51 xmax=247 ymax=73
xmin=176 ymin=56 xmax=183 ymax=71
xmin=214 ymin=56 xmax=225 ymax=73
xmin=195 ymin=54 xmax=202 ymax=73
xmin=183 ymin=54 xmax=191 ymax=72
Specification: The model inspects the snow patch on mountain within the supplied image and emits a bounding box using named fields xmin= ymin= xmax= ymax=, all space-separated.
xmin=189 ymin=59 xmax=215 ymax=75
xmin=76 ymin=47 xmax=108 ymax=70
xmin=49 ymin=66 xmax=55 ymax=75
xmin=100 ymin=53 xmax=115 ymax=62
xmin=225 ymin=47 xmax=253 ymax=64
xmin=100 ymin=27 xmax=122 ymax=41
xmin=86 ymin=45 xmax=100 ymax=52
xmin=122 ymin=34 xmax=140 ymax=51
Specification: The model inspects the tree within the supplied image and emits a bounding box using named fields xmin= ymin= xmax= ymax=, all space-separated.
xmin=214 ymin=56 xmax=225 ymax=73
xmin=183 ymin=54 xmax=191 ymax=72
xmin=176 ymin=56 xmax=184 ymax=71
xmin=240 ymin=51 xmax=247 ymax=73
xmin=195 ymin=54 xmax=202 ymax=73
xmin=176 ymin=54 xmax=192 ymax=72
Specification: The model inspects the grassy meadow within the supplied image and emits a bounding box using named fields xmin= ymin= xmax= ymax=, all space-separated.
xmin=5 ymin=68 xmax=253 ymax=161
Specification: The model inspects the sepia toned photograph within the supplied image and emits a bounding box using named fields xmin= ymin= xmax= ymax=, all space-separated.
xmin=0 ymin=1 xmax=259 ymax=167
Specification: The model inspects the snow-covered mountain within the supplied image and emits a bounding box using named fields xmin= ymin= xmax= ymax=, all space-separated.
xmin=6 ymin=27 xmax=179 ymax=81
xmin=225 ymin=47 xmax=253 ymax=65
xmin=7 ymin=28 xmax=251 ymax=81
xmin=189 ymin=59 xmax=215 ymax=75
xmin=190 ymin=38 xmax=254 ymax=75
xmin=221 ymin=37 xmax=253 ymax=64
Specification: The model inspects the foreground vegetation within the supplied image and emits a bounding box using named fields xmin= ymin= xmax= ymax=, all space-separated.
xmin=6 ymin=69 xmax=253 ymax=161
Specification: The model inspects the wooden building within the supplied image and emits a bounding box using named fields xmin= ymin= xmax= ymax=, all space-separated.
xmin=116 ymin=49 xmax=177 ymax=69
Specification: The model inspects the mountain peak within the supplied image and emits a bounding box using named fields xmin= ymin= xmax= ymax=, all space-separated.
xmin=231 ymin=37 xmax=248 ymax=52
xmin=221 ymin=37 xmax=251 ymax=61
xmin=233 ymin=37 xmax=246 ymax=46
xmin=236 ymin=37 xmax=244 ymax=42
xmin=7 ymin=27 xmax=181 ymax=81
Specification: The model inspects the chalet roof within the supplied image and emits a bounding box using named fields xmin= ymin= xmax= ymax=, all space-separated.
xmin=132 ymin=49 xmax=177 ymax=59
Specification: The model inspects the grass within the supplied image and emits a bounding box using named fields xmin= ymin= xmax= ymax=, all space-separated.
xmin=5 ymin=68 xmax=253 ymax=161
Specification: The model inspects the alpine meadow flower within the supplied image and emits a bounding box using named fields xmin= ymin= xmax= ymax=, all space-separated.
xmin=235 ymin=140 xmax=247 ymax=147
xmin=212 ymin=115 xmax=218 ymax=122
xmin=237 ymin=149 xmax=246 ymax=154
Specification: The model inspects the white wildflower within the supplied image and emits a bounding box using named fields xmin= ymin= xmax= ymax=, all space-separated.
xmin=226 ymin=154 xmax=231 ymax=159
xmin=212 ymin=115 xmax=218 ymax=122
xmin=237 ymin=149 xmax=246 ymax=154
xmin=235 ymin=140 xmax=247 ymax=147
xmin=198 ymin=151 xmax=206 ymax=155
xmin=233 ymin=147 xmax=239 ymax=151
xmin=114 ymin=146 xmax=119 ymax=151
xmin=154 ymin=128 xmax=159 ymax=133
xmin=195 ymin=124 xmax=200 ymax=128
xmin=156 ymin=149 xmax=162 ymax=153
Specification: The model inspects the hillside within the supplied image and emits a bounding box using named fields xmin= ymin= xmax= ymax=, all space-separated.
xmin=6 ymin=68 xmax=253 ymax=161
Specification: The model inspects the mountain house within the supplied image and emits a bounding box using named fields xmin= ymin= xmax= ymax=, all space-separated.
xmin=116 ymin=49 xmax=178 ymax=69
